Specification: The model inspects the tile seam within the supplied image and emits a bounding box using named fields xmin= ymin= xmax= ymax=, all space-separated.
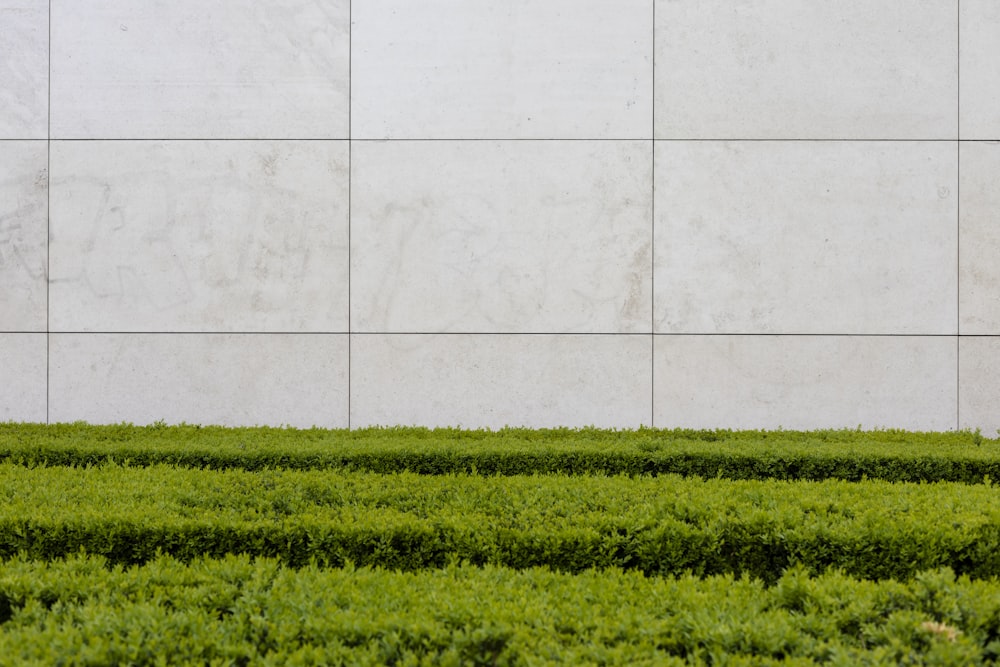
xmin=31 ymin=137 xmax=986 ymax=142
xmin=348 ymin=0 xmax=353 ymax=430
xmin=957 ymin=0 xmax=962 ymax=430
xmin=46 ymin=0 xmax=51 ymax=424
xmin=650 ymin=0 xmax=656 ymax=427
xmin=36 ymin=332 xmax=967 ymax=337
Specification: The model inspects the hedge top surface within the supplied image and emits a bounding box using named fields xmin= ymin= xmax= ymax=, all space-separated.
xmin=1 ymin=555 xmax=998 ymax=666
xmin=2 ymin=422 xmax=1000 ymax=482
xmin=6 ymin=421 xmax=996 ymax=444
xmin=4 ymin=462 xmax=999 ymax=533
xmin=3 ymin=463 xmax=1000 ymax=579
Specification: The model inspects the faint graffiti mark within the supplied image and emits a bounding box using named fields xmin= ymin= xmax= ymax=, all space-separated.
xmin=0 ymin=173 xmax=45 ymax=279
xmin=53 ymin=150 xmax=328 ymax=328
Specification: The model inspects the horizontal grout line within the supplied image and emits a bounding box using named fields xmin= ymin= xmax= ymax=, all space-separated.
xmin=43 ymin=138 xmax=350 ymax=142
xmin=654 ymin=332 xmax=965 ymax=337
xmin=351 ymin=331 xmax=652 ymax=336
xmin=19 ymin=137 xmax=640 ymax=142
xmin=359 ymin=138 xmax=979 ymax=143
xmin=654 ymin=138 xmax=966 ymax=143
xmin=41 ymin=137 xmax=641 ymax=142
xmin=43 ymin=331 xmax=352 ymax=336
xmin=947 ymin=333 xmax=999 ymax=338
xmin=354 ymin=138 xmax=649 ymax=142
xmin=358 ymin=332 xmax=968 ymax=337
xmin=6 ymin=137 xmax=993 ymax=143
xmin=40 ymin=331 xmax=645 ymax=336
xmin=27 ymin=331 xmax=987 ymax=337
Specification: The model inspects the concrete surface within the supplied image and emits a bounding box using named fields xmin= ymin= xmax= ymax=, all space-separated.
xmin=0 ymin=1 xmax=47 ymax=139
xmin=0 ymin=140 xmax=47 ymax=331
xmin=2 ymin=1 xmax=997 ymax=432
xmin=960 ymin=337 xmax=1000 ymax=435
xmin=351 ymin=334 xmax=651 ymax=428
xmin=960 ymin=142 xmax=1000 ymax=334
xmin=0 ymin=334 xmax=46 ymax=421
xmin=654 ymin=335 xmax=956 ymax=430
xmin=960 ymin=0 xmax=1000 ymax=139
xmin=351 ymin=141 xmax=652 ymax=333
xmin=49 ymin=334 xmax=349 ymax=427
xmin=49 ymin=140 xmax=349 ymax=332
xmin=655 ymin=0 xmax=956 ymax=139
xmin=352 ymin=0 xmax=652 ymax=139
xmin=654 ymin=141 xmax=957 ymax=334
xmin=50 ymin=0 xmax=350 ymax=138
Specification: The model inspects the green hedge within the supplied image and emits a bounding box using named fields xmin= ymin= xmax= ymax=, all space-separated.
xmin=1 ymin=555 xmax=997 ymax=666
xmin=2 ymin=422 xmax=1000 ymax=482
xmin=2 ymin=463 xmax=999 ymax=581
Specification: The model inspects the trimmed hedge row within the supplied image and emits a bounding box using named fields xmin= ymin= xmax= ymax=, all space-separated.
xmin=2 ymin=422 xmax=1000 ymax=482
xmin=2 ymin=463 xmax=999 ymax=580
xmin=1 ymin=555 xmax=997 ymax=666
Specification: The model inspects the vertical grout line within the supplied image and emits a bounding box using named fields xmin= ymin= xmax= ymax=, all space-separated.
xmin=956 ymin=138 xmax=961 ymax=430
xmin=956 ymin=0 xmax=961 ymax=430
xmin=347 ymin=0 xmax=352 ymax=431
xmin=46 ymin=0 xmax=51 ymax=425
xmin=650 ymin=0 xmax=656 ymax=428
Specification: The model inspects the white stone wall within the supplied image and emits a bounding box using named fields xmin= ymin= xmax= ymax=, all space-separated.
xmin=2 ymin=1 xmax=997 ymax=432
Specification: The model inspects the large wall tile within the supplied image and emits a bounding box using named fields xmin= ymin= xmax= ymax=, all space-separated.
xmin=49 ymin=141 xmax=349 ymax=332
xmin=654 ymin=141 xmax=957 ymax=334
xmin=0 ymin=1 xmax=47 ymax=138
xmin=352 ymin=0 xmax=652 ymax=139
xmin=959 ymin=337 xmax=1000 ymax=436
xmin=49 ymin=334 xmax=348 ymax=427
xmin=352 ymin=334 xmax=651 ymax=428
xmin=960 ymin=142 xmax=1000 ymax=334
xmin=961 ymin=0 xmax=1000 ymax=139
xmin=0 ymin=141 xmax=47 ymax=331
xmin=352 ymin=141 xmax=652 ymax=333
xmin=0 ymin=334 xmax=45 ymax=422
xmin=50 ymin=1 xmax=349 ymax=139
xmin=654 ymin=335 xmax=956 ymax=430
xmin=655 ymin=0 xmax=956 ymax=139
